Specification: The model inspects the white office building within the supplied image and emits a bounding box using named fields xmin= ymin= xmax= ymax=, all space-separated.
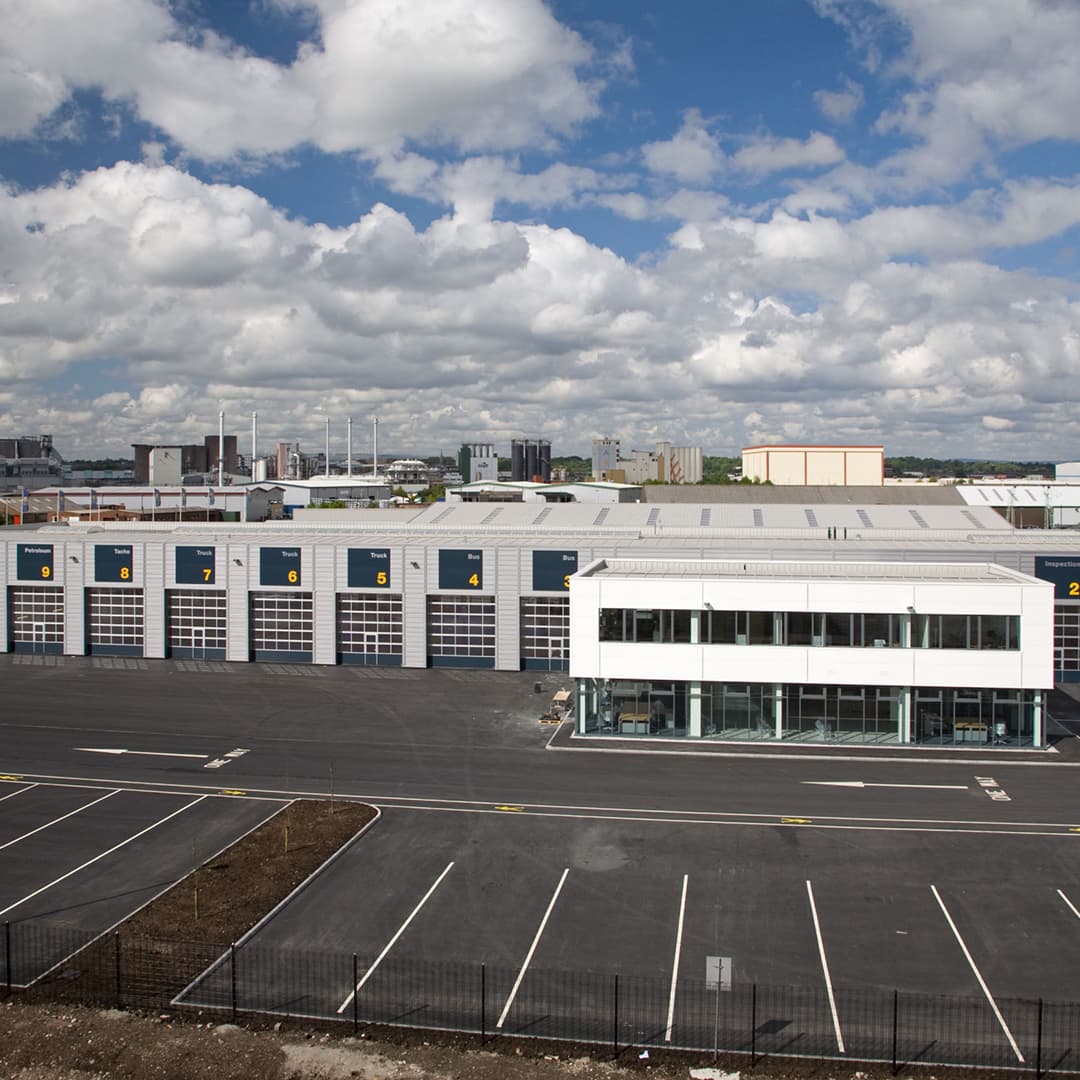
xmin=571 ymin=558 xmax=1052 ymax=746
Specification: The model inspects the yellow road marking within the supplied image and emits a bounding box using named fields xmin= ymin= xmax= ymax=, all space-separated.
xmin=495 ymin=805 xmax=525 ymax=812
xmin=781 ymin=817 xmax=812 ymax=825
xmin=220 ymin=789 xmax=247 ymax=796
xmin=0 ymin=775 xmax=24 ymax=782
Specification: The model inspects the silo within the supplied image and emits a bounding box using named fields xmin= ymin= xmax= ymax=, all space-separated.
xmin=525 ymin=440 xmax=539 ymax=482
xmin=511 ymin=439 xmax=526 ymax=481
xmin=539 ymin=439 xmax=551 ymax=482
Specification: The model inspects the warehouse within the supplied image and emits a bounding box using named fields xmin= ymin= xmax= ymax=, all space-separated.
xmin=3 ymin=499 xmax=1079 ymax=746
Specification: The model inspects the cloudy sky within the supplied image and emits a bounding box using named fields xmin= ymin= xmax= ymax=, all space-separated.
xmin=3 ymin=0 xmax=1080 ymax=462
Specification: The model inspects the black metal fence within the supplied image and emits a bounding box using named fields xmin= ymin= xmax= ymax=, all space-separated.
xmin=4 ymin=919 xmax=1078 ymax=1073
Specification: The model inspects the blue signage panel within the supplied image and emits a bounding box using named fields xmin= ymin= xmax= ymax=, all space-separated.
xmin=1034 ymin=556 xmax=1080 ymax=599
xmin=348 ymin=548 xmax=390 ymax=588
xmin=260 ymin=547 xmax=301 ymax=586
xmin=95 ymin=544 xmax=134 ymax=583
xmin=438 ymin=548 xmax=483 ymax=590
xmin=533 ymin=550 xmax=578 ymax=592
xmin=16 ymin=543 xmax=54 ymax=581
xmin=176 ymin=545 xmax=216 ymax=585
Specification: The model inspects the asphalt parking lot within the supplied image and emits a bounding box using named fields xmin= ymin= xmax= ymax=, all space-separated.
xmin=0 ymin=778 xmax=281 ymax=984
xmin=4 ymin=657 xmax=1080 ymax=1065
xmin=173 ymin=804 xmax=1080 ymax=1058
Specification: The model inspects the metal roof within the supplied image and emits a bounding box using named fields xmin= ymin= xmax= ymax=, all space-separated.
xmin=584 ymin=558 xmax=1036 ymax=585
xmin=642 ymin=484 xmax=965 ymax=505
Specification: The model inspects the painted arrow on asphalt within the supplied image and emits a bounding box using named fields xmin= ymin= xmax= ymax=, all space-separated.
xmin=803 ymin=780 xmax=969 ymax=790
xmin=74 ymin=747 xmax=209 ymax=759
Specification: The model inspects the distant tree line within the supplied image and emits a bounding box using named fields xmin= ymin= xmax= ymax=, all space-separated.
xmin=884 ymin=457 xmax=1057 ymax=479
xmin=67 ymin=458 xmax=134 ymax=470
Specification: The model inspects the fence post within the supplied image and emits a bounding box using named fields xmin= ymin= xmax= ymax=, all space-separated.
xmin=892 ymin=989 xmax=898 ymax=1074
xmin=612 ymin=973 xmax=619 ymax=1059
xmin=480 ymin=963 xmax=486 ymax=1045
xmin=230 ymin=943 xmax=237 ymax=1022
xmin=1036 ymin=998 xmax=1043 ymax=1080
xmin=352 ymin=954 xmax=358 ymax=1034
xmin=4 ymin=921 xmax=10 ymax=997
xmin=750 ymin=983 xmax=757 ymax=1066
xmin=113 ymin=932 xmax=121 ymax=1008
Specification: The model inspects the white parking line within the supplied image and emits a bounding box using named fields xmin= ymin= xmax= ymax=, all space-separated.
xmin=0 ymin=795 xmax=208 ymax=918
xmin=664 ymin=873 xmax=689 ymax=1042
xmin=1057 ymin=888 xmax=1080 ymax=921
xmin=806 ymin=880 xmax=845 ymax=1054
xmin=930 ymin=885 xmax=1024 ymax=1063
xmin=0 ymin=789 xmax=119 ymax=852
xmin=497 ymin=867 xmax=570 ymax=1029
xmin=0 ymin=783 xmax=37 ymax=804
xmin=336 ymin=860 xmax=454 ymax=1014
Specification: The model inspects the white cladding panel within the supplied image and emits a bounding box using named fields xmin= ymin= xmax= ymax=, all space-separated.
xmin=912 ymin=650 xmax=1024 ymax=688
xmin=598 ymin=642 xmax=705 ymax=682
xmin=846 ymin=451 xmax=883 ymax=485
xmin=64 ymin=540 xmax=86 ymax=655
xmin=806 ymin=581 xmax=915 ymax=612
xmin=402 ymin=545 xmax=428 ymax=668
xmin=768 ymin=452 xmax=808 ymax=486
xmin=568 ymin=577 xmax=600 ymax=676
xmin=911 ymin=582 xmax=1023 ymax=615
xmin=495 ymin=546 xmax=521 ymax=670
xmin=1022 ymin=584 xmax=1054 ymax=687
xmin=704 ymin=580 xmax=810 ymax=612
xmin=144 ymin=542 xmax=165 ymax=658
xmin=805 ymin=452 xmax=845 ymax=485
xmin=313 ymin=545 xmax=336 ymax=664
xmin=226 ymin=544 xmax=249 ymax=661
xmin=806 ymin=647 xmax=914 ymax=685
xmin=598 ymin=578 xmax=703 ymax=611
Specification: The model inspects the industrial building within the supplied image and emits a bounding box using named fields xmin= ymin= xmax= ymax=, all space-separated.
xmin=4 ymin=495 xmax=1079 ymax=748
xmin=132 ymin=435 xmax=239 ymax=485
xmin=511 ymin=439 xmax=552 ymax=483
xmin=742 ymin=444 xmax=885 ymax=486
xmin=457 ymin=444 xmax=499 ymax=484
xmin=0 ymin=435 xmax=65 ymax=491
xmin=592 ymin=438 xmax=703 ymax=484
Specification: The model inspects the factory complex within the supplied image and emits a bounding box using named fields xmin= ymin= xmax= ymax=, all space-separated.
xmin=3 ymin=492 xmax=1078 ymax=750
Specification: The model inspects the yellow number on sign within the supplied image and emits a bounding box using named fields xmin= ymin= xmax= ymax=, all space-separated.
xmin=563 ymin=574 xmax=570 ymax=589
xmin=287 ymin=569 xmax=298 ymax=583
xmin=120 ymin=566 xmax=130 ymax=580
xmin=376 ymin=570 xmax=387 ymax=585
xmin=1070 ymin=581 xmax=1080 ymax=597
xmin=468 ymin=572 xmax=479 ymax=587
xmin=41 ymin=565 xmax=51 ymax=579
xmin=203 ymin=567 xmax=212 ymax=582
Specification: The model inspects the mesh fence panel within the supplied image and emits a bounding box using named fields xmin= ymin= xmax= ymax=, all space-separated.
xmin=3 ymin=919 xmax=1078 ymax=1072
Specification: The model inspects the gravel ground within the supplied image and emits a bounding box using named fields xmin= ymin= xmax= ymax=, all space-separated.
xmin=0 ymin=1000 xmax=975 ymax=1080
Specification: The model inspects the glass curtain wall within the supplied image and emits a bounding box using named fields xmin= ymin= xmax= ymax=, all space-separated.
xmin=702 ymin=683 xmax=774 ymax=738
xmin=780 ymin=685 xmax=899 ymax=742
xmin=577 ymin=679 xmax=1038 ymax=746
xmin=575 ymin=679 xmax=686 ymax=735
xmin=914 ymin=688 xmax=1033 ymax=745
